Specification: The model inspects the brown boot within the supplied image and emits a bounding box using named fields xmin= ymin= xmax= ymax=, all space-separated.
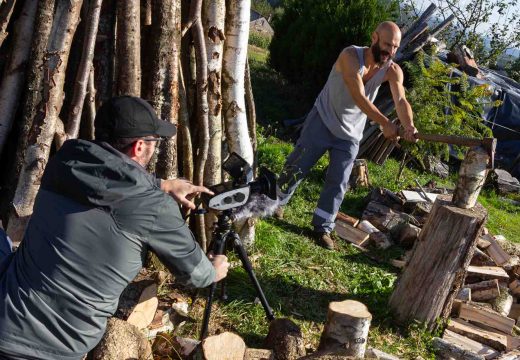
xmin=313 ymin=231 xmax=335 ymax=250
xmin=273 ymin=206 xmax=284 ymax=220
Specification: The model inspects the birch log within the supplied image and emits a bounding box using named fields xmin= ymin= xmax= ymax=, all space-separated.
xmin=202 ymin=0 xmax=225 ymax=240
xmin=389 ymin=195 xmax=487 ymax=329
xmin=144 ymin=0 xmax=180 ymax=180
xmin=0 ymin=0 xmax=16 ymax=48
xmin=7 ymin=0 xmax=84 ymax=245
xmin=453 ymin=146 xmax=490 ymax=209
xmin=222 ymin=0 xmax=254 ymax=246
xmin=65 ymin=0 xmax=102 ymax=141
xmin=318 ymin=300 xmax=372 ymax=358
xmin=0 ymin=0 xmax=38 ymax=159
xmin=93 ymin=0 xmax=116 ymax=107
xmin=115 ymin=0 xmax=141 ymax=96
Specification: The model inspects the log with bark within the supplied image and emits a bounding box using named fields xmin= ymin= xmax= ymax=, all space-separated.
xmin=389 ymin=196 xmax=487 ymax=329
xmin=318 ymin=300 xmax=372 ymax=358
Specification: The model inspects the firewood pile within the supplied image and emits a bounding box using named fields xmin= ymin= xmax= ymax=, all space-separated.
xmin=336 ymin=186 xmax=520 ymax=359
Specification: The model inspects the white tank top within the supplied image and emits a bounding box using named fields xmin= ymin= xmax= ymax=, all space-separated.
xmin=314 ymin=46 xmax=392 ymax=142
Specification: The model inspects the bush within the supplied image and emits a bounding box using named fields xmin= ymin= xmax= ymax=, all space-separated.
xmin=249 ymin=32 xmax=271 ymax=50
xmin=269 ymin=0 xmax=398 ymax=100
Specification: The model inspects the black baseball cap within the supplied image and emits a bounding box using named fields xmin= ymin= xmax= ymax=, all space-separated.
xmin=94 ymin=96 xmax=176 ymax=141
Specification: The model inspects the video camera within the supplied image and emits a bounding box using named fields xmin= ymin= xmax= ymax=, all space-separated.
xmin=201 ymin=152 xmax=278 ymax=211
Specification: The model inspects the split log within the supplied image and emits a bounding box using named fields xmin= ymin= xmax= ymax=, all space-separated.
xmin=466 ymin=266 xmax=509 ymax=283
xmin=115 ymin=0 xmax=141 ymax=96
xmin=491 ymin=290 xmax=513 ymax=317
xmin=508 ymin=303 xmax=520 ymax=320
xmin=365 ymin=347 xmax=400 ymax=359
xmin=336 ymin=212 xmax=359 ymax=227
xmin=389 ymin=196 xmax=487 ymax=329
xmin=264 ymin=318 xmax=305 ymax=360
xmin=396 ymin=222 xmax=420 ymax=248
xmin=92 ymin=318 xmax=153 ymax=360
xmin=464 ymin=280 xmax=500 ymax=302
xmin=357 ymin=220 xmax=392 ymax=249
xmin=452 ymin=146 xmax=490 ymax=209
xmin=459 ymin=302 xmax=516 ymax=334
xmin=0 ymin=0 xmax=38 ymax=159
xmin=478 ymin=237 xmax=492 ymax=250
xmin=491 ymin=169 xmax=520 ymax=195
xmin=457 ymin=288 xmax=472 ymax=302
xmin=318 ymin=300 xmax=372 ymax=358
xmin=432 ymin=337 xmax=485 ymax=360
xmin=93 ymin=0 xmax=116 ymax=107
xmin=334 ymin=222 xmax=369 ymax=247
xmin=483 ymin=234 xmax=511 ymax=267
xmin=7 ymin=0 xmax=84 ymax=245
xmin=497 ymin=350 xmax=520 ymax=360
xmin=244 ymin=348 xmax=273 ymax=360
xmin=178 ymin=63 xmax=194 ymax=182
xmin=196 ymin=332 xmax=246 ymax=360
xmin=471 ymin=248 xmax=496 ymax=267
xmin=349 ymin=159 xmax=370 ymax=188
xmin=126 ymin=283 xmax=158 ymax=329
xmin=508 ymin=280 xmax=520 ymax=296
xmin=361 ymin=201 xmax=418 ymax=233
xmin=447 ymin=318 xmax=510 ymax=351
xmin=442 ymin=329 xmax=500 ymax=359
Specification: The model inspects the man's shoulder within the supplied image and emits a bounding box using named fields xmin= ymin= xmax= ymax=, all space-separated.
xmin=385 ymin=62 xmax=403 ymax=80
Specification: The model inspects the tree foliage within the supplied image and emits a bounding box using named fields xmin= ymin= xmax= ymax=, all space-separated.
xmin=506 ymin=56 xmax=520 ymax=82
xmin=402 ymin=52 xmax=496 ymax=163
xmin=269 ymin=0 xmax=398 ymax=99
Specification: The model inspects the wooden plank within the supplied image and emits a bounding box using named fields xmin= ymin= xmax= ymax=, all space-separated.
xmin=459 ymin=302 xmax=516 ymax=335
xmin=483 ymin=234 xmax=511 ymax=267
xmin=447 ymin=318 xmax=508 ymax=351
xmin=335 ymin=212 xmax=359 ymax=227
xmin=334 ymin=222 xmax=369 ymax=247
xmin=509 ymin=280 xmax=520 ymax=296
xmin=443 ymin=329 xmax=500 ymax=359
xmin=467 ymin=266 xmax=509 ymax=282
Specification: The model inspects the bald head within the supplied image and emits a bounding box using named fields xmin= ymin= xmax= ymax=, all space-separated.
xmin=370 ymin=21 xmax=401 ymax=64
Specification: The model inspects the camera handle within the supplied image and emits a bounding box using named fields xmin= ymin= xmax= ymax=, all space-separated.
xmin=200 ymin=211 xmax=275 ymax=340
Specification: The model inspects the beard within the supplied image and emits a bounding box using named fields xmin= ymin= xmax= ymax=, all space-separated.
xmin=371 ymin=42 xmax=392 ymax=65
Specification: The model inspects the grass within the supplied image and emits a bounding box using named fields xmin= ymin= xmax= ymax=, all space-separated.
xmin=177 ymin=46 xmax=520 ymax=358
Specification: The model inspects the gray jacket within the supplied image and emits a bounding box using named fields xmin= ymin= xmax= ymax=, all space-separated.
xmin=0 ymin=139 xmax=215 ymax=360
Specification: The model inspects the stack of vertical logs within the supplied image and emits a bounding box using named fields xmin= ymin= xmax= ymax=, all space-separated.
xmin=0 ymin=0 xmax=258 ymax=248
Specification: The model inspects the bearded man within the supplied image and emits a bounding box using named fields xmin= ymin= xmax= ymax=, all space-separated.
xmin=276 ymin=21 xmax=418 ymax=250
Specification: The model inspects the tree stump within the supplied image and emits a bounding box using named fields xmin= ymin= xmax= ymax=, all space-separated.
xmin=196 ymin=332 xmax=246 ymax=360
xmin=349 ymin=159 xmax=370 ymax=189
xmin=92 ymin=318 xmax=153 ymax=360
xmin=264 ymin=318 xmax=305 ymax=360
xmin=453 ymin=146 xmax=490 ymax=209
xmin=389 ymin=195 xmax=487 ymax=329
xmin=318 ymin=300 xmax=372 ymax=358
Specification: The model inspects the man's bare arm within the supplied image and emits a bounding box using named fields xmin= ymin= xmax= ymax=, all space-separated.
xmin=388 ymin=63 xmax=417 ymax=142
xmin=337 ymin=49 xmax=398 ymax=139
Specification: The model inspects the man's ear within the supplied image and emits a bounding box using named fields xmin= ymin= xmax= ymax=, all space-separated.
xmin=128 ymin=139 xmax=144 ymax=157
xmin=371 ymin=31 xmax=378 ymax=44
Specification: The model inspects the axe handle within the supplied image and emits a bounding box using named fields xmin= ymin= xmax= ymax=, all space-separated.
xmin=414 ymin=133 xmax=483 ymax=147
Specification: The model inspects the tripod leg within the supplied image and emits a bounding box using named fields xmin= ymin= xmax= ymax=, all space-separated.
xmin=231 ymin=233 xmax=275 ymax=321
xmin=200 ymin=232 xmax=228 ymax=340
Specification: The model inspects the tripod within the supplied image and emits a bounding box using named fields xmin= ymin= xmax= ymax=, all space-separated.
xmin=200 ymin=209 xmax=275 ymax=340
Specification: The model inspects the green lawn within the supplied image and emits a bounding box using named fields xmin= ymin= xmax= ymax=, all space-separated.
xmin=178 ymin=46 xmax=519 ymax=358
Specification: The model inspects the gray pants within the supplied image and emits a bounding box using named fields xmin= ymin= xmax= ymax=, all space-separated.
xmin=277 ymin=107 xmax=359 ymax=233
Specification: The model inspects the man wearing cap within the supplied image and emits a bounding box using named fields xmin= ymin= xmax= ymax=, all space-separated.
xmin=0 ymin=96 xmax=229 ymax=360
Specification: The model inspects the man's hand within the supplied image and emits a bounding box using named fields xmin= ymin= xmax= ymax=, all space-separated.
xmin=209 ymin=254 xmax=230 ymax=282
xmin=160 ymin=178 xmax=214 ymax=209
xmin=401 ymin=125 xmax=418 ymax=143
xmin=382 ymin=121 xmax=399 ymax=140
